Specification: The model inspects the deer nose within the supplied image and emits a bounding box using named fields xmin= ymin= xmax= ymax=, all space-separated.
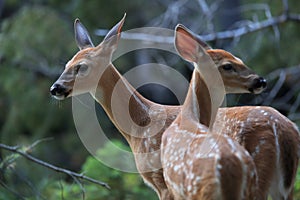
xmin=254 ymin=77 xmax=267 ymax=89
xmin=50 ymin=83 xmax=66 ymax=96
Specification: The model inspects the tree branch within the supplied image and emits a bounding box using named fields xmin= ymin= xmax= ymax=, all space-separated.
xmin=94 ymin=11 xmax=300 ymax=44
xmin=0 ymin=143 xmax=110 ymax=190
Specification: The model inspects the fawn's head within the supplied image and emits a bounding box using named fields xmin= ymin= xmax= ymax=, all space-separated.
xmin=175 ymin=24 xmax=266 ymax=94
xmin=50 ymin=14 xmax=126 ymax=100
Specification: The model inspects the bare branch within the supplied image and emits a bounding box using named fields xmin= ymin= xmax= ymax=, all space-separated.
xmin=95 ymin=12 xmax=300 ymax=45
xmin=282 ymin=0 xmax=289 ymax=14
xmin=193 ymin=12 xmax=299 ymax=42
xmin=197 ymin=0 xmax=216 ymax=32
xmin=0 ymin=143 xmax=110 ymax=190
xmin=148 ymin=0 xmax=189 ymax=27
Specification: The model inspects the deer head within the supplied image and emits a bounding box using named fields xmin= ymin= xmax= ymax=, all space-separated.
xmin=50 ymin=14 xmax=126 ymax=100
xmin=175 ymin=24 xmax=267 ymax=95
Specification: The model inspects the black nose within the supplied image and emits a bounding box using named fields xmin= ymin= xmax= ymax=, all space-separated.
xmin=50 ymin=84 xmax=66 ymax=96
xmin=253 ymin=77 xmax=267 ymax=89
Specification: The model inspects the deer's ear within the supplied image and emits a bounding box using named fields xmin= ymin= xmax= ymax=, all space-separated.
xmin=74 ymin=18 xmax=94 ymax=50
xmin=103 ymin=13 xmax=126 ymax=44
xmin=175 ymin=24 xmax=211 ymax=62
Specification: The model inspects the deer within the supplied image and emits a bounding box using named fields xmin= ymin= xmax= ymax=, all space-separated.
xmin=161 ymin=24 xmax=260 ymax=200
xmin=50 ymin=15 xmax=299 ymax=200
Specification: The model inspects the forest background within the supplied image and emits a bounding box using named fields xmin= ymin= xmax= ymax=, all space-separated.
xmin=1 ymin=0 xmax=300 ymax=199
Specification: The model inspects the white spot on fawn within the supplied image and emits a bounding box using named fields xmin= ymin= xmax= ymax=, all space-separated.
xmin=152 ymin=138 xmax=157 ymax=145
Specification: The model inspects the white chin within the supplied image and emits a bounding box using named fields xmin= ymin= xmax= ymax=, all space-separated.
xmin=252 ymin=88 xmax=265 ymax=94
xmin=52 ymin=95 xmax=66 ymax=100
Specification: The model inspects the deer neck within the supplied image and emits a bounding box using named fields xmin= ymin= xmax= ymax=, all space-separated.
xmin=91 ymin=63 xmax=152 ymax=141
xmin=181 ymin=69 xmax=223 ymax=130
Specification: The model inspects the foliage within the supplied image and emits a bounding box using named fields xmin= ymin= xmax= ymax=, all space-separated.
xmin=80 ymin=140 xmax=157 ymax=200
xmin=0 ymin=140 xmax=156 ymax=199
xmin=38 ymin=140 xmax=156 ymax=200
xmin=0 ymin=6 xmax=74 ymax=143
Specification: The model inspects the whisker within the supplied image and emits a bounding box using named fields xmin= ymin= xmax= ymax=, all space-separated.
xmin=74 ymin=96 xmax=93 ymax=111
xmin=49 ymin=96 xmax=63 ymax=108
xmin=58 ymin=100 xmax=63 ymax=109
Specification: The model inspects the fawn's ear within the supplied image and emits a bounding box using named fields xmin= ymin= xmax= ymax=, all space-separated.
xmin=175 ymin=24 xmax=211 ymax=62
xmin=103 ymin=13 xmax=126 ymax=46
xmin=74 ymin=18 xmax=94 ymax=50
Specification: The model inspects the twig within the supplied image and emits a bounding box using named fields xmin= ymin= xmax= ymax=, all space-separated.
xmin=263 ymin=70 xmax=286 ymax=105
xmin=266 ymin=65 xmax=300 ymax=104
xmin=0 ymin=143 xmax=110 ymax=190
xmin=9 ymin=167 xmax=46 ymax=200
xmin=0 ymin=179 xmax=26 ymax=200
xmin=25 ymin=137 xmax=53 ymax=153
xmin=288 ymin=113 xmax=300 ymax=121
xmin=70 ymin=173 xmax=86 ymax=200
xmin=282 ymin=0 xmax=289 ymax=14
xmin=147 ymin=0 xmax=189 ymax=27
xmin=58 ymin=175 xmax=64 ymax=200
xmin=197 ymin=0 xmax=216 ymax=32
xmin=289 ymin=93 xmax=300 ymax=115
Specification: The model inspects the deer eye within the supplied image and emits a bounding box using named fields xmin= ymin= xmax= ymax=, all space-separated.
xmin=79 ymin=64 xmax=89 ymax=73
xmin=74 ymin=64 xmax=89 ymax=76
xmin=222 ymin=64 xmax=234 ymax=71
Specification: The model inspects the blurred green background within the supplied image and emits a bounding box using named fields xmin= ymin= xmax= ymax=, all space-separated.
xmin=0 ymin=0 xmax=300 ymax=199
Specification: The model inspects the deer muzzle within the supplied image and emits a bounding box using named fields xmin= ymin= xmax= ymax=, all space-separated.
xmin=50 ymin=83 xmax=72 ymax=100
xmin=248 ymin=77 xmax=267 ymax=94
